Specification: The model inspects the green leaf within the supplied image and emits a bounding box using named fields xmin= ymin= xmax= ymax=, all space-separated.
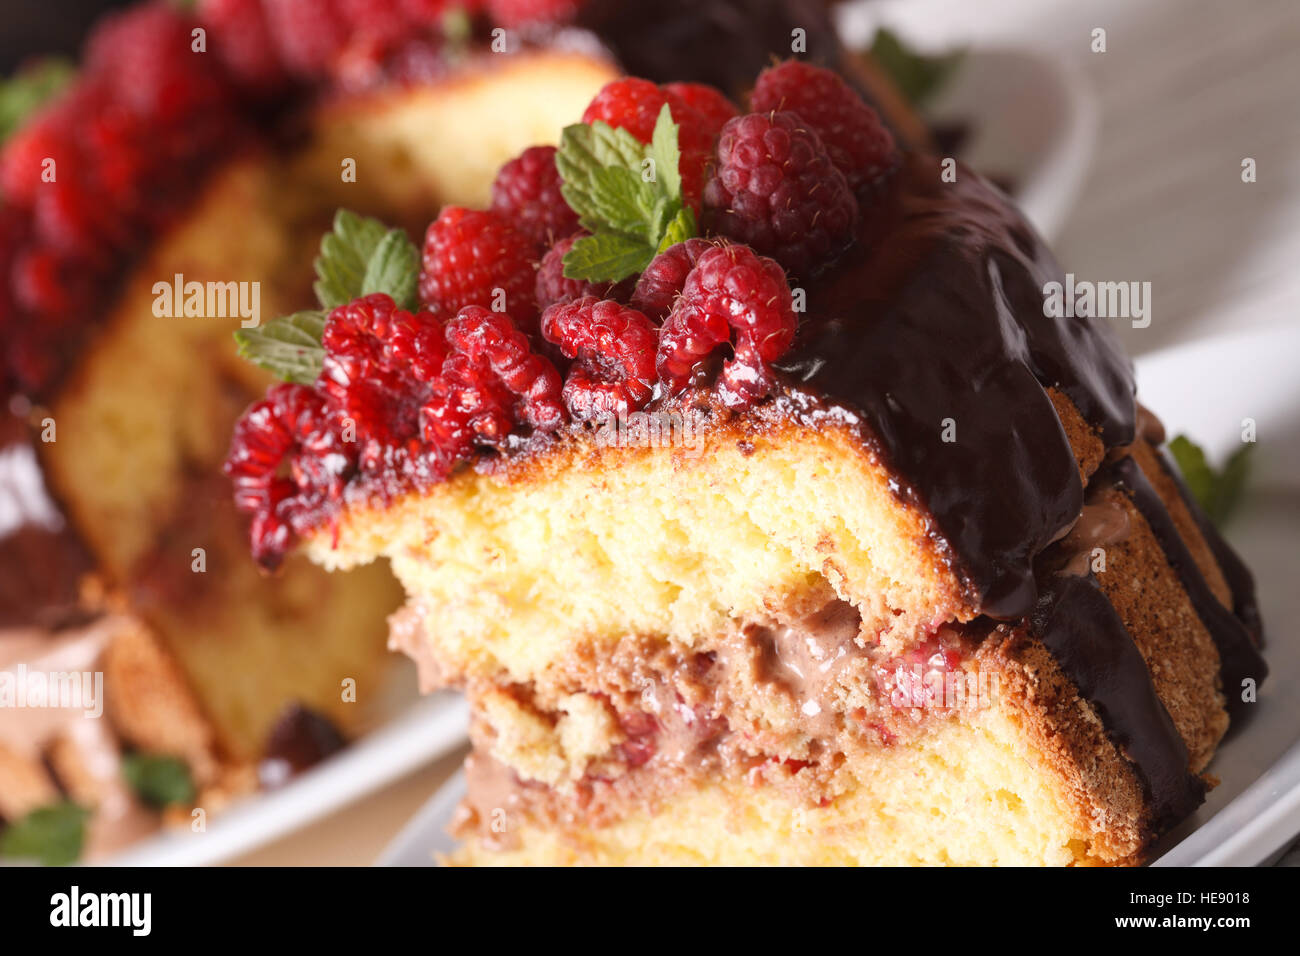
xmin=555 ymin=113 xmax=698 ymax=284
xmin=657 ymin=207 xmax=697 ymax=254
xmin=122 ymin=753 xmax=196 ymax=808
xmin=361 ymin=229 xmax=419 ymax=309
xmin=0 ymin=801 xmax=88 ymax=866
xmin=868 ymin=28 xmax=965 ymax=108
xmin=313 ymin=209 xmax=390 ymax=310
xmin=1168 ymin=434 xmax=1255 ymax=525
xmin=563 ymin=232 xmax=657 ymax=282
xmin=234 ymin=311 xmax=327 ymax=385
xmin=649 ymin=104 xmax=682 ymax=203
xmin=0 ymin=58 xmax=75 ymax=146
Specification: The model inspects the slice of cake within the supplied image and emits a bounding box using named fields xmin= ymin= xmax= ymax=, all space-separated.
xmin=223 ymin=58 xmax=1266 ymax=865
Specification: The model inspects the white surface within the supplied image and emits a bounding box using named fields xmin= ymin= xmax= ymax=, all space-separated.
xmin=382 ymin=327 xmax=1300 ymax=867
xmin=837 ymin=0 xmax=1300 ymax=359
xmin=105 ymin=694 xmax=467 ymax=867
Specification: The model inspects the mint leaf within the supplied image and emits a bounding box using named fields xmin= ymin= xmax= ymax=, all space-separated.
xmin=0 ymin=801 xmax=88 ymax=866
xmin=657 ymin=207 xmax=696 ymax=254
xmin=234 ymin=310 xmax=327 ymax=385
xmin=564 ymin=232 xmax=657 ymax=281
xmin=122 ymin=753 xmax=196 ymax=808
xmin=313 ymin=209 xmax=390 ymax=310
xmin=869 ymin=28 xmax=965 ymax=108
xmin=555 ymin=110 xmax=697 ymax=283
xmin=0 ymin=58 xmax=75 ymax=146
xmin=649 ymin=104 xmax=682 ymax=202
xmin=361 ymin=229 xmax=419 ymax=309
xmin=1168 ymin=434 xmax=1255 ymax=525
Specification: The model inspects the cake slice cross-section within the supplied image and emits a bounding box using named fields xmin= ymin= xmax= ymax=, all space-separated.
xmin=224 ymin=60 xmax=1267 ymax=866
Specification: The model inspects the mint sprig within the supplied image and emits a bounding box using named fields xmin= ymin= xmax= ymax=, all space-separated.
xmin=868 ymin=28 xmax=965 ymax=108
xmin=235 ymin=210 xmax=418 ymax=383
xmin=0 ymin=58 xmax=75 ymax=147
xmin=122 ymin=752 xmax=197 ymax=808
xmin=556 ymin=105 xmax=698 ymax=282
xmin=0 ymin=801 xmax=88 ymax=866
xmin=1168 ymin=434 xmax=1254 ymax=525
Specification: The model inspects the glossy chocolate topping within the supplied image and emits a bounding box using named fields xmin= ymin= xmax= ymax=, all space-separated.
xmin=577 ymin=0 xmax=850 ymax=102
xmin=1114 ymin=455 xmax=1267 ymax=716
xmin=1031 ymin=571 xmax=1205 ymax=830
xmin=776 ymin=153 xmax=1135 ymax=619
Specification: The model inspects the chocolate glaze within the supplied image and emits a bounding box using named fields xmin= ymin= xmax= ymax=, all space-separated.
xmin=1113 ymin=455 xmax=1267 ymax=716
xmin=577 ymin=0 xmax=850 ymax=102
xmin=775 ymin=153 xmax=1135 ymax=618
xmin=1031 ymin=572 xmax=1205 ymax=830
xmin=1154 ymin=449 xmax=1265 ymax=647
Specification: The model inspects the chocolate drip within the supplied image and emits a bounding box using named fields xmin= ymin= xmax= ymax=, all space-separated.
xmin=1112 ymin=456 xmax=1267 ymax=715
xmin=776 ymin=154 xmax=1135 ymax=618
xmin=577 ymin=0 xmax=850 ymax=102
xmin=1153 ymin=449 xmax=1265 ymax=647
xmin=1032 ymin=573 xmax=1205 ymax=829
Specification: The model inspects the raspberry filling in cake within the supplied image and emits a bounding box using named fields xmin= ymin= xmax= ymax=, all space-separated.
xmin=218 ymin=55 xmax=1266 ymax=865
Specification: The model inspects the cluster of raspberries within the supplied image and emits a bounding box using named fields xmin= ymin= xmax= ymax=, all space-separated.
xmin=0 ymin=0 xmax=581 ymax=394
xmin=227 ymin=62 xmax=897 ymax=564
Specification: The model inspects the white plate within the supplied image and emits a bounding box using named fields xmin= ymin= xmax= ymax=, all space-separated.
xmin=380 ymin=326 xmax=1300 ymax=867
xmin=106 ymin=694 xmax=467 ymax=867
xmin=835 ymin=4 xmax=1098 ymax=240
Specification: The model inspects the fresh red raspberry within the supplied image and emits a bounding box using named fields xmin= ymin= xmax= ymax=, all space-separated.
xmin=319 ymin=293 xmax=448 ymax=471
xmin=582 ymin=78 xmax=716 ymax=212
xmin=199 ymin=0 xmax=290 ymax=96
xmin=750 ymin=60 xmax=897 ymax=193
xmin=703 ymin=111 xmax=858 ymax=278
xmin=421 ymin=306 xmax=565 ymax=462
xmin=418 ymin=206 xmax=539 ymax=331
xmin=486 ymin=0 xmax=580 ymax=29
xmin=629 ymin=237 xmax=712 ymax=321
xmin=534 ymin=233 xmax=633 ymax=311
xmin=85 ymin=3 xmax=232 ymax=125
xmin=656 ymin=243 xmax=797 ymax=408
xmin=664 ymin=82 xmax=738 ymax=138
xmin=263 ymin=0 xmax=351 ymax=76
xmin=541 ymin=296 xmax=658 ymax=420
xmin=225 ymin=383 xmax=354 ymax=568
xmin=0 ymin=109 xmax=76 ymax=209
xmin=490 ymin=145 xmax=580 ymax=249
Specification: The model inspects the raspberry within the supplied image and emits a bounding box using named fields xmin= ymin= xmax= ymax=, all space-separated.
xmin=225 ymin=383 xmax=354 ymax=567
xmin=664 ymin=82 xmax=738 ymax=138
xmin=200 ymin=0 xmax=290 ymax=96
xmin=85 ymin=3 xmax=232 ymax=125
xmin=541 ymin=296 xmax=658 ymax=420
xmin=703 ymin=111 xmax=858 ymax=278
xmin=418 ymin=206 xmax=539 ymax=331
xmin=490 ymin=145 xmax=580 ymax=249
xmin=319 ymin=293 xmax=448 ymax=470
xmin=486 ymin=0 xmax=580 ymax=29
xmin=534 ymin=233 xmax=632 ymax=311
xmin=629 ymin=237 xmax=712 ymax=321
xmin=421 ymin=306 xmax=565 ymax=462
xmin=263 ymin=0 xmax=350 ymax=77
xmin=582 ymin=78 xmax=718 ymax=212
xmin=656 ymin=243 xmax=797 ymax=408
xmin=750 ymin=60 xmax=897 ymax=193
xmin=0 ymin=109 xmax=76 ymax=209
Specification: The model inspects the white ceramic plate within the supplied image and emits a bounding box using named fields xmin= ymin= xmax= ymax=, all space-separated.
xmin=380 ymin=326 xmax=1300 ymax=867
xmin=835 ymin=3 xmax=1099 ymax=240
xmin=105 ymin=694 xmax=467 ymax=867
